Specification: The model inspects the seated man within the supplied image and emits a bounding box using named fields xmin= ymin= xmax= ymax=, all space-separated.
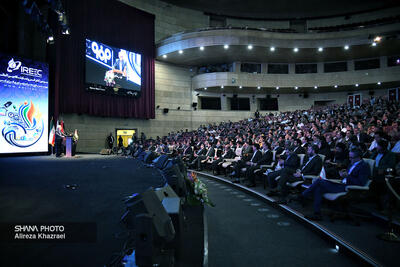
xmin=266 ymin=146 xmax=300 ymax=194
xmin=231 ymin=143 xmax=261 ymax=183
xmin=370 ymin=139 xmax=397 ymax=210
xmin=188 ymin=143 xmax=207 ymax=169
xmin=274 ymin=145 xmax=323 ymax=204
xmin=212 ymin=144 xmax=235 ymax=175
xmin=246 ymin=144 xmax=273 ymax=187
xmin=300 ymin=148 xmax=370 ymax=220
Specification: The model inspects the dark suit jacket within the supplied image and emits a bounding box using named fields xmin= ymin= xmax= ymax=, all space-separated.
xmin=205 ymin=147 xmax=216 ymax=157
xmin=257 ymin=150 xmax=273 ymax=165
xmin=222 ymin=149 xmax=235 ymax=159
xmin=356 ymin=133 xmax=371 ymax=144
xmin=249 ymin=150 xmax=262 ymax=163
xmin=183 ymin=146 xmax=192 ymax=155
xmin=345 ymin=160 xmax=370 ymax=186
xmin=293 ymin=146 xmax=306 ymax=155
xmin=284 ymin=153 xmax=300 ymax=170
xmin=301 ymin=155 xmax=323 ymax=175
xmin=371 ymin=151 xmax=396 ymax=179
xmin=196 ymin=148 xmax=206 ymax=156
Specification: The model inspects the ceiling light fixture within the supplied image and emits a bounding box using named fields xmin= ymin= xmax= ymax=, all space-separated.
xmin=314 ymin=86 xmax=318 ymax=89
xmin=239 ymin=86 xmax=242 ymax=89
xmin=293 ymin=47 xmax=299 ymax=52
xmin=372 ymin=42 xmax=377 ymax=47
xmin=377 ymin=82 xmax=381 ymax=85
xmin=200 ymin=46 xmax=204 ymax=51
xmin=224 ymin=44 xmax=229 ymax=49
xmin=221 ymin=85 xmax=224 ymax=88
xmin=334 ymin=85 xmax=338 ymax=88
xmin=248 ymin=44 xmax=253 ymax=50
xmin=344 ymin=45 xmax=349 ymax=50
xmin=270 ymin=47 xmax=275 ymax=52
xmin=276 ymin=86 xmax=279 ymax=90
xmin=355 ymin=84 xmax=359 ymax=87
xmin=318 ymin=47 xmax=323 ymax=52
xmin=257 ymin=86 xmax=261 ymax=89
xmin=295 ymin=86 xmax=298 ymax=89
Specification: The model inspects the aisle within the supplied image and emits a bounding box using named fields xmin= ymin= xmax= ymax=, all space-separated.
xmin=201 ymin=176 xmax=357 ymax=267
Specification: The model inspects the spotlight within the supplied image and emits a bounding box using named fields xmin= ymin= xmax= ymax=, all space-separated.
xmin=318 ymin=47 xmax=323 ymax=52
xmin=355 ymin=84 xmax=359 ymax=87
xmin=221 ymin=85 xmax=224 ymax=88
xmin=344 ymin=45 xmax=349 ymax=50
xmin=162 ymin=55 xmax=167 ymax=58
xmin=224 ymin=44 xmax=229 ymax=49
xmin=270 ymin=47 xmax=275 ymax=52
xmin=178 ymin=50 xmax=183 ymax=54
xmin=293 ymin=48 xmax=299 ymax=52
xmin=314 ymin=86 xmax=318 ymax=89
xmin=377 ymin=82 xmax=381 ymax=85
xmin=247 ymin=45 xmax=253 ymax=50
xmin=372 ymin=42 xmax=377 ymax=47
xmin=295 ymin=86 xmax=298 ymax=90
xmin=276 ymin=86 xmax=279 ymax=90
xmin=334 ymin=85 xmax=338 ymax=88
xmin=200 ymin=46 xmax=204 ymax=51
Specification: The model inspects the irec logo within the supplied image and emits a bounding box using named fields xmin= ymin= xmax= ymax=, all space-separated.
xmin=7 ymin=58 xmax=42 ymax=78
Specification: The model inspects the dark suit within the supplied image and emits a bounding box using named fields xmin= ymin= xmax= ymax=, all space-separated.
xmin=278 ymin=154 xmax=323 ymax=196
xmin=267 ymin=153 xmax=300 ymax=189
xmin=197 ymin=146 xmax=216 ymax=169
xmin=233 ymin=149 xmax=262 ymax=178
xmin=370 ymin=151 xmax=397 ymax=200
xmin=303 ymin=160 xmax=370 ymax=213
xmin=247 ymin=150 xmax=273 ymax=184
xmin=213 ymin=149 xmax=235 ymax=174
xmin=293 ymin=146 xmax=306 ymax=155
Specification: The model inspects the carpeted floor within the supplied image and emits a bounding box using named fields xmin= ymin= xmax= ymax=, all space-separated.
xmin=0 ymin=154 xmax=166 ymax=267
xmin=200 ymin=176 xmax=358 ymax=267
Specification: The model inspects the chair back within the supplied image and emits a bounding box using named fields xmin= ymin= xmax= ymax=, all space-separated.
xmin=362 ymin=158 xmax=375 ymax=178
xmin=318 ymin=154 xmax=326 ymax=162
xmin=272 ymin=150 xmax=277 ymax=161
xmin=298 ymin=154 xmax=305 ymax=166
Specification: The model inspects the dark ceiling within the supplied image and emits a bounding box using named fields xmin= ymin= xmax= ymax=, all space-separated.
xmin=161 ymin=0 xmax=400 ymax=20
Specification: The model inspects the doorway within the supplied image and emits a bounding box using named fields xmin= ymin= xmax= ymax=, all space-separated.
xmin=116 ymin=129 xmax=137 ymax=147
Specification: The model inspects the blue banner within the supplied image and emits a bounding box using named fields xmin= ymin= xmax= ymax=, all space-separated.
xmin=0 ymin=53 xmax=49 ymax=154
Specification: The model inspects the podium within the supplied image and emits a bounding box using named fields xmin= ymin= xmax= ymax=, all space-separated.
xmin=65 ymin=136 xmax=73 ymax=157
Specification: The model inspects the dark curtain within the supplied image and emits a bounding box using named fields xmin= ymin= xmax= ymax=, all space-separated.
xmin=52 ymin=0 xmax=155 ymax=119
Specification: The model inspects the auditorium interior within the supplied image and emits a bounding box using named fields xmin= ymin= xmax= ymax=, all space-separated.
xmin=1 ymin=0 xmax=400 ymax=266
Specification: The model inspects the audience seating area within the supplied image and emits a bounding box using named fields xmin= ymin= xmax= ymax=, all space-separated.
xmin=128 ymin=97 xmax=400 ymax=224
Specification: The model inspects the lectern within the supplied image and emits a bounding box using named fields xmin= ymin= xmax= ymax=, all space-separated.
xmin=65 ymin=136 xmax=73 ymax=157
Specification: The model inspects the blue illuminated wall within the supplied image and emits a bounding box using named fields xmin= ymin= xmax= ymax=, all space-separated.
xmin=0 ymin=53 xmax=49 ymax=154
